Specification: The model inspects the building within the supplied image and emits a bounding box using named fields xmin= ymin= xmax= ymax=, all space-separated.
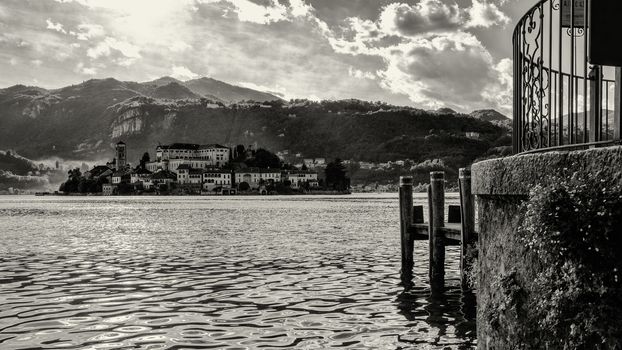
xmin=112 ymin=170 xmax=130 ymax=185
xmin=102 ymin=184 xmax=116 ymax=196
xmin=151 ymin=170 xmax=177 ymax=189
xmin=130 ymin=168 xmax=153 ymax=184
xmin=115 ymin=141 xmax=127 ymax=169
xmin=130 ymin=168 xmax=153 ymax=190
xmin=303 ymin=158 xmax=326 ymax=169
xmin=359 ymin=162 xmax=374 ymax=170
xmin=176 ymin=164 xmax=203 ymax=187
xmin=203 ymin=169 xmax=233 ymax=191
xmin=84 ymin=166 xmax=113 ymax=180
xmin=234 ymin=168 xmax=282 ymax=190
xmin=465 ymin=132 xmax=481 ymax=140
xmin=147 ymin=143 xmax=231 ymax=171
xmin=285 ymin=171 xmax=319 ymax=188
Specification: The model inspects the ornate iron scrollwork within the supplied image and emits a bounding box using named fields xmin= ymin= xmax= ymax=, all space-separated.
xmin=520 ymin=4 xmax=549 ymax=151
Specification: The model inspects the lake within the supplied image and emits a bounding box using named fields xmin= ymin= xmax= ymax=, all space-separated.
xmin=0 ymin=194 xmax=476 ymax=349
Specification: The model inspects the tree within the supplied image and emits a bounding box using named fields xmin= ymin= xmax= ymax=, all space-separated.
xmin=247 ymin=149 xmax=281 ymax=169
xmin=60 ymin=168 xmax=82 ymax=193
xmin=234 ymin=145 xmax=246 ymax=162
xmin=139 ymin=152 xmax=150 ymax=169
xmin=239 ymin=182 xmax=250 ymax=192
xmin=325 ymin=158 xmax=350 ymax=191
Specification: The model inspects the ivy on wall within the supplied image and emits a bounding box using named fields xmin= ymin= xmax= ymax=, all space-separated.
xmin=516 ymin=173 xmax=622 ymax=348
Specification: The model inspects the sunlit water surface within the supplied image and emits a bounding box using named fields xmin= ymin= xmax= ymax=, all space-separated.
xmin=0 ymin=194 xmax=475 ymax=349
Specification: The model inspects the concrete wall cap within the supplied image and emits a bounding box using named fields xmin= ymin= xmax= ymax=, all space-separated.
xmin=471 ymin=146 xmax=622 ymax=196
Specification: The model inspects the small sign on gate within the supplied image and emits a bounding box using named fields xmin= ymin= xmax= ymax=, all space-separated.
xmin=561 ymin=0 xmax=586 ymax=28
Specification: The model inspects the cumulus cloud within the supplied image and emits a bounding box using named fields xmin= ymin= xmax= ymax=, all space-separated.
xmin=171 ymin=65 xmax=199 ymax=80
xmin=70 ymin=23 xmax=105 ymax=41
xmin=197 ymin=0 xmax=315 ymax=24
xmin=87 ymin=37 xmax=141 ymax=65
xmin=466 ymin=0 xmax=510 ymax=28
xmin=75 ymin=62 xmax=97 ymax=75
xmin=289 ymin=0 xmax=313 ymax=17
xmin=4 ymin=0 xmax=515 ymax=112
xmin=170 ymin=41 xmax=192 ymax=52
xmin=348 ymin=67 xmax=376 ymax=80
xmin=319 ymin=0 xmax=513 ymax=112
xmin=46 ymin=18 xmax=67 ymax=34
xmin=379 ymin=1 xmax=462 ymax=36
xmin=482 ymin=57 xmax=512 ymax=109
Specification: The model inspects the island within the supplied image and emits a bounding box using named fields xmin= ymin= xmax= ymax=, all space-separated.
xmin=58 ymin=141 xmax=350 ymax=196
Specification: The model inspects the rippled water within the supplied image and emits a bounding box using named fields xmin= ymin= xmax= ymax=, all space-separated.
xmin=0 ymin=195 xmax=476 ymax=349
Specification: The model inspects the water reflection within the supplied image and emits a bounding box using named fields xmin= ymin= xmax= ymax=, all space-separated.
xmin=0 ymin=195 xmax=475 ymax=349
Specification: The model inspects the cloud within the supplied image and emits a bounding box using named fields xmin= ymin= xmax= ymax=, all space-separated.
xmin=31 ymin=59 xmax=43 ymax=67
xmin=348 ymin=67 xmax=376 ymax=80
xmin=170 ymin=41 xmax=192 ymax=52
xmin=319 ymin=0 xmax=513 ymax=112
xmin=227 ymin=0 xmax=288 ymax=24
xmin=197 ymin=0 xmax=314 ymax=24
xmin=171 ymin=65 xmax=199 ymax=80
xmin=70 ymin=23 xmax=105 ymax=41
xmin=3 ymin=0 xmax=515 ymax=111
xmin=75 ymin=62 xmax=97 ymax=75
xmin=379 ymin=1 xmax=462 ymax=36
xmin=466 ymin=0 xmax=510 ymax=28
xmin=481 ymin=58 xmax=512 ymax=110
xmin=46 ymin=18 xmax=67 ymax=34
xmin=289 ymin=0 xmax=313 ymax=18
xmin=87 ymin=37 xmax=141 ymax=65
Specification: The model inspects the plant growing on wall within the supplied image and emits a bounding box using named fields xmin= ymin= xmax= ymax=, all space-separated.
xmin=519 ymin=173 xmax=622 ymax=349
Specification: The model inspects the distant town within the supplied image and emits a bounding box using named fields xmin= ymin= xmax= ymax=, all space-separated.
xmin=53 ymin=142 xmax=351 ymax=196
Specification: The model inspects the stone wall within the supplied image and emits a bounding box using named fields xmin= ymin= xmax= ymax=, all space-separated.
xmin=472 ymin=146 xmax=622 ymax=349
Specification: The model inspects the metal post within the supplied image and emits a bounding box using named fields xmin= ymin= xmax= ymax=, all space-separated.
xmin=459 ymin=168 xmax=475 ymax=290
xmin=399 ymin=176 xmax=414 ymax=289
xmin=429 ymin=172 xmax=445 ymax=292
xmin=589 ymin=66 xmax=602 ymax=143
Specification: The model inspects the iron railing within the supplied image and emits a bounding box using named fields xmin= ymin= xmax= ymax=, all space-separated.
xmin=513 ymin=0 xmax=621 ymax=154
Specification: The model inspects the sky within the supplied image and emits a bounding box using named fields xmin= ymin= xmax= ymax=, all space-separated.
xmin=0 ymin=0 xmax=534 ymax=114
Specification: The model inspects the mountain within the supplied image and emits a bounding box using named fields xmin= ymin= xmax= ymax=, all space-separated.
xmin=436 ymin=107 xmax=458 ymax=114
xmin=470 ymin=109 xmax=511 ymax=130
xmin=184 ymin=77 xmax=281 ymax=103
xmin=0 ymin=77 xmax=511 ymax=174
xmin=150 ymin=82 xmax=201 ymax=100
xmin=470 ymin=109 xmax=510 ymax=122
xmin=143 ymin=76 xmax=184 ymax=87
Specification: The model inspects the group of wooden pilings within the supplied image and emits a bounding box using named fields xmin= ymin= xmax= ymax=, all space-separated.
xmin=399 ymin=168 xmax=476 ymax=292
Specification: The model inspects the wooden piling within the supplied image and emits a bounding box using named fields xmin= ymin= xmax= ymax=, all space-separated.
xmin=615 ymin=67 xmax=621 ymax=141
xmin=399 ymin=176 xmax=414 ymax=289
xmin=459 ymin=168 xmax=475 ymax=290
xmin=429 ymin=171 xmax=445 ymax=291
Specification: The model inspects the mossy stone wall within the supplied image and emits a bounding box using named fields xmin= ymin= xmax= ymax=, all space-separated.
xmin=472 ymin=146 xmax=622 ymax=349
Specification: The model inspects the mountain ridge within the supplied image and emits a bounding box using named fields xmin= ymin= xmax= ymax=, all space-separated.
xmin=0 ymin=77 xmax=511 ymax=173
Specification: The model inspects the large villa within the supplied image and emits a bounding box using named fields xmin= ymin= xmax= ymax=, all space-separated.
xmin=146 ymin=143 xmax=231 ymax=172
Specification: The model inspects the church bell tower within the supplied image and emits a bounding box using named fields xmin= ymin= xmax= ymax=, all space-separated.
xmin=115 ymin=141 xmax=127 ymax=170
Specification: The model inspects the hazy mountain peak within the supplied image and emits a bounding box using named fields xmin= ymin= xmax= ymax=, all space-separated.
xmin=151 ymin=82 xmax=201 ymax=100
xmin=436 ymin=107 xmax=458 ymax=114
xmin=184 ymin=77 xmax=282 ymax=103
xmin=469 ymin=109 xmax=509 ymax=122
xmin=143 ymin=76 xmax=184 ymax=87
